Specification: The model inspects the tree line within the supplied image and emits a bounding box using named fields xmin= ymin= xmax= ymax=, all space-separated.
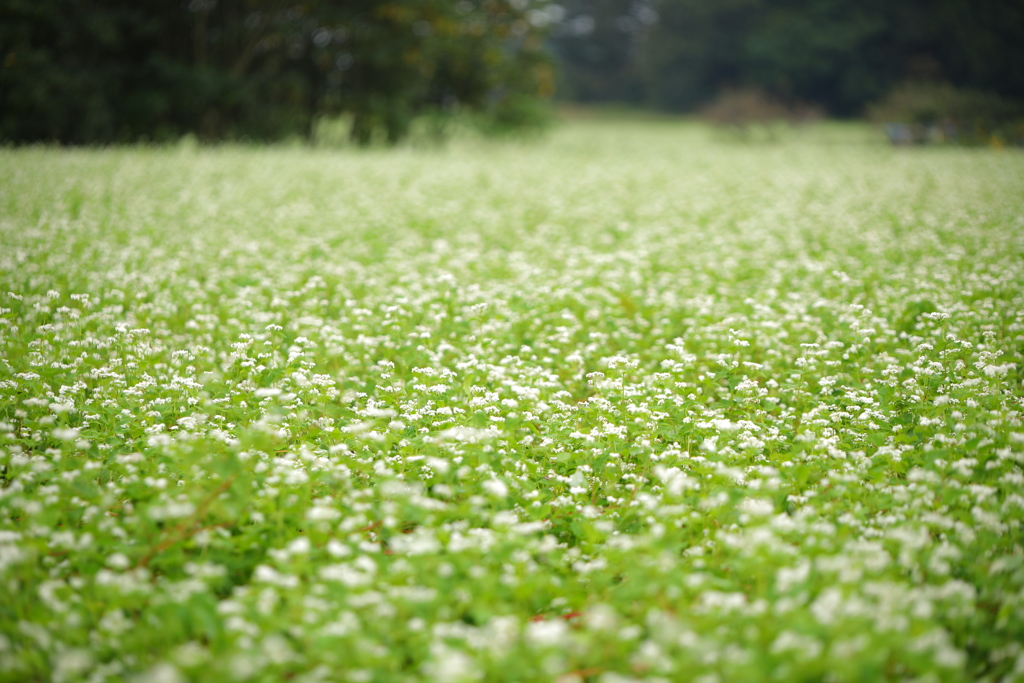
xmin=0 ymin=0 xmax=554 ymax=144
xmin=3 ymin=0 xmax=1021 ymax=144
xmin=552 ymin=0 xmax=1024 ymax=116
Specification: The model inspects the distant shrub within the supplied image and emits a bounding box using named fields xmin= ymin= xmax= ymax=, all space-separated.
xmin=868 ymin=83 xmax=1024 ymax=147
xmin=700 ymin=88 xmax=823 ymax=141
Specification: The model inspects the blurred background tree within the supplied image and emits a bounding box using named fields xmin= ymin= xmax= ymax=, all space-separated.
xmin=0 ymin=0 xmax=554 ymax=144
xmin=551 ymin=0 xmax=1024 ymax=117
xmin=2 ymin=0 xmax=1021 ymax=144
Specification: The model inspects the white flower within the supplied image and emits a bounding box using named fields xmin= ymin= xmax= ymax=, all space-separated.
xmin=525 ymin=619 xmax=568 ymax=648
xmin=52 ymin=649 xmax=93 ymax=683
xmin=584 ymin=604 xmax=619 ymax=632
xmin=319 ymin=563 xmax=373 ymax=587
xmin=388 ymin=528 xmax=441 ymax=555
xmin=326 ymin=540 xmax=351 ymax=557
xmin=106 ymin=553 xmax=130 ymax=570
xmin=738 ymin=498 xmax=774 ymax=517
xmin=482 ymin=478 xmax=509 ymax=498
xmin=252 ymin=565 xmax=299 ymax=589
xmin=423 ymin=644 xmax=480 ymax=681
xmin=286 ymin=537 xmax=311 ymax=554
xmin=307 ymin=506 xmax=341 ymax=521
xmin=130 ymin=663 xmax=185 ymax=683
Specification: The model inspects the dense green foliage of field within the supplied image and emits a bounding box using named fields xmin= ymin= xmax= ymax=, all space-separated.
xmin=1 ymin=123 xmax=1023 ymax=682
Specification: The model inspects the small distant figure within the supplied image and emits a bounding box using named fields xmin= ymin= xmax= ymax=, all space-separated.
xmin=884 ymin=122 xmax=914 ymax=146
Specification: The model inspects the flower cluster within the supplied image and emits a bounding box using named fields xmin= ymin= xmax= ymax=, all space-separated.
xmin=1 ymin=123 xmax=1023 ymax=682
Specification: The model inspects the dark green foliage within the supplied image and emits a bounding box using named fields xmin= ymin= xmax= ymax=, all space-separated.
xmin=0 ymin=0 xmax=553 ymax=144
xmin=549 ymin=0 xmax=654 ymax=104
xmin=867 ymin=82 xmax=1024 ymax=146
xmin=550 ymin=0 xmax=1024 ymax=116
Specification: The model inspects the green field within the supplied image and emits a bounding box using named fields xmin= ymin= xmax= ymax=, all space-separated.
xmin=1 ymin=121 xmax=1023 ymax=682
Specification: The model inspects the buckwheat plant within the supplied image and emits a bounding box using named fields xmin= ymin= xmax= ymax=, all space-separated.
xmin=1 ymin=122 xmax=1023 ymax=682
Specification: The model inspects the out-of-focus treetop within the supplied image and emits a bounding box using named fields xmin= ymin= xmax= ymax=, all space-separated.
xmin=0 ymin=0 xmax=555 ymax=144
xmin=550 ymin=0 xmax=1024 ymax=117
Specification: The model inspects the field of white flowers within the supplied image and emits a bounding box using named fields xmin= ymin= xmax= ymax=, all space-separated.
xmin=1 ymin=121 xmax=1023 ymax=683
